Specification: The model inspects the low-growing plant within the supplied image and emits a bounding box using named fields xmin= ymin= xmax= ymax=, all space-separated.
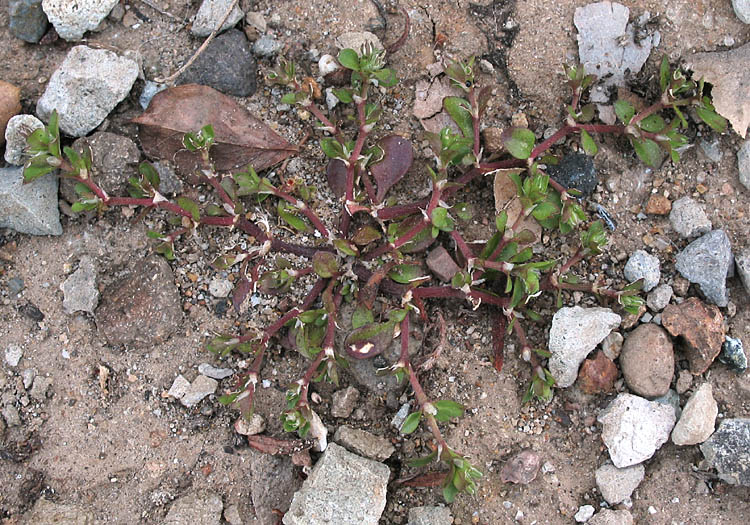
xmin=24 ymin=45 xmax=725 ymax=502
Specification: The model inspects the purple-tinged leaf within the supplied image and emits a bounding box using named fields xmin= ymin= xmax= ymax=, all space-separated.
xmin=370 ymin=135 xmax=413 ymax=202
xmin=232 ymin=277 xmax=252 ymax=313
xmin=344 ymin=322 xmax=393 ymax=359
xmin=326 ymin=158 xmax=347 ymax=198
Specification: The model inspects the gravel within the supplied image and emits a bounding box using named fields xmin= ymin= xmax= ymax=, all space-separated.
xmin=623 ymin=250 xmax=660 ymax=291
xmin=671 ymin=383 xmax=718 ymax=445
xmin=595 ymin=463 xmax=645 ymax=505
xmin=669 ymin=197 xmax=712 ymax=238
xmin=42 ymin=0 xmax=118 ymax=40
xmin=8 ymin=0 xmax=48 ymax=43
xmin=675 ymin=230 xmax=732 ymax=307
xmin=700 ymin=418 xmax=750 ymax=486
xmin=191 ymin=0 xmax=244 ymax=37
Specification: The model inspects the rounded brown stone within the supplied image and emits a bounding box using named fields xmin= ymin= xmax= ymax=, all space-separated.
xmin=620 ymin=324 xmax=674 ymax=398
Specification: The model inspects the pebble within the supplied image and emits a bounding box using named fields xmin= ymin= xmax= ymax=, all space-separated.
xmin=244 ymin=11 xmax=266 ymax=40
xmin=153 ymin=161 xmax=183 ymax=195
xmin=738 ymin=138 xmax=750 ymax=190
xmin=675 ymin=230 xmax=732 ymax=307
xmin=29 ymin=375 xmax=52 ymax=402
xmin=588 ymin=509 xmax=633 ymax=525
xmin=623 ymin=250 xmax=660 ymax=292
xmin=21 ymin=368 xmax=36 ymax=389
xmin=177 ymin=29 xmax=257 ymax=97
xmin=139 ymin=81 xmax=167 ymax=110
xmin=331 ymin=386 xmax=360 ymax=418
xmin=669 ymin=197 xmax=712 ymax=238
xmin=36 ymin=46 xmax=139 ymax=137
xmin=252 ymin=35 xmax=282 ymax=57
xmin=181 ymin=375 xmax=218 ymax=407
xmin=223 ymin=504 xmax=242 ymax=525
xmin=2 ymin=404 xmax=22 ymax=426
xmin=407 ymin=506 xmax=453 ymax=525
xmin=675 ymin=369 xmax=692 ymax=394
xmin=600 ymin=332 xmax=623 ymax=361
xmin=598 ymin=393 xmax=676 ymax=468
xmin=4 ymin=344 xmax=23 ymax=367
xmin=234 ymin=413 xmax=266 ymax=436
xmin=318 ymin=54 xmax=340 ymax=76
xmin=4 ymin=114 xmax=44 ymax=165
xmin=197 ymin=363 xmax=234 ymax=379
xmin=7 ymin=277 xmax=24 ymax=295
xmin=42 ymin=0 xmax=118 ymax=40
xmin=671 ymin=383 xmax=717 ymax=445
xmin=547 ymin=153 xmax=598 ymax=197
xmin=391 ymin=402 xmax=411 ymax=429
xmin=734 ymin=0 xmax=750 ymax=25
xmin=167 ymin=374 xmax=191 ymax=399
xmin=619 ymin=324 xmax=674 ymax=399
xmin=700 ymin=418 xmax=750 ymax=486
xmin=575 ymin=505 xmax=595 ymax=523
xmin=548 ymin=306 xmax=621 ymax=388
xmin=333 ymin=425 xmax=395 ymax=461
xmin=720 ymin=336 xmax=747 ymax=372
xmin=9 ymin=0 xmax=48 ymax=43
xmin=646 ymin=284 xmax=672 ymax=311
xmin=191 ymin=0 xmax=244 ymax=37
xmin=0 ymin=166 xmax=62 ymax=236
xmin=208 ymin=277 xmax=232 ymax=298
xmin=61 ymin=256 xmax=99 ymax=314
xmin=644 ymin=194 xmax=671 ymax=215
xmin=499 ymin=449 xmax=541 ymax=484
xmin=595 ymin=463 xmax=644 ymax=505
xmin=653 ymin=389 xmax=681 ymax=419
xmin=577 ymin=351 xmax=618 ymax=394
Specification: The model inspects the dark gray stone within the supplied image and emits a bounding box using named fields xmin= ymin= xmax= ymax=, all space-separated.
xmin=426 ymin=246 xmax=459 ymax=282
xmin=720 ymin=336 xmax=747 ymax=372
xmin=7 ymin=277 xmax=24 ymax=295
xmin=0 ymin=166 xmax=61 ymax=236
xmin=700 ymin=418 xmax=750 ymax=486
xmin=547 ymin=153 xmax=598 ymax=197
xmin=177 ymin=30 xmax=257 ymax=97
xmin=675 ymin=230 xmax=732 ymax=307
xmin=9 ymin=0 xmax=48 ymax=44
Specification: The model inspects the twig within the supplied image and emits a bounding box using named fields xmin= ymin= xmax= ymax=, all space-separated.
xmin=153 ymin=0 xmax=240 ymax=84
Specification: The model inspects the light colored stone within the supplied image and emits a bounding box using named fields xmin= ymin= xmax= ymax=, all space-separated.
xmin=598 ymin=393 xmax=676 ymax=468
xmin=739 ymin=139 xmax=750 ymax=190
xmin=29 ymin=375 xmax=52 ymax=401
xmin=588 ymin=509 xmax=634 ymax=525
xmin=4 ymin=114 xmax=44 ymax=165
xmin=548 ymin=306 xmax=621 ymax=387
xmin=623 ymin=250 xmax=660 ymax=292
xmin=331 ymin=386 xmax=360 ymax=418
xmin=61 ymin=256 xmax=99 ymax=314
xmin=333 ymin=425 xmax=395 ymax=461
xmin=4 ymin=344 xmax=23 ymax=367
xmin=675 ymin=230 xmax=732 ymax=307
xmin=575 ymin=505 xmax=595 ymax=523
xmin=0 ymin=166 xmax=61 ymax=236
xmin=164 ymin=489 xmax=223 ymax=524
xmin=601 ymin=331 xmax=623 ymax=361
xmin=671 ymin=383 xmax=717 ymax=445
xmin=42 ymin=0 xmax=118 ymax=40
xmin=234 ymin=413 xmax=266 ymax=436
xmin=669 ymin=197 xmax=712 ymax=239
xmin=595 ymin=463 xmax=644 ymax=505
xmin=646 ymin=284 xmax=672 ymax=312
xmin=167 ymin=374 xmax=191 ymax=399
xmin=181 ymin=375 xmax=218 ymax=407
xmin=197 ymin=363 xmax=234 ymax=379
xmin=208 ymin=278 xmax=232 ymax=298
xmin=733 ymin=0 xmax=750 ymax=24
xmin=737 ymin=251 xmax=750 ymax=295
xmin=191 ymin=0 xmax=244 ymax=37
xmin=408 ymin=506 xmax=453 ymax=525
xmin=335 ymin=31 xmax=383 ymax=52
xmin=36 ymin=46 xmax=139 ymax=137
xmin=22 ymin=498 xmax=95 ymax=524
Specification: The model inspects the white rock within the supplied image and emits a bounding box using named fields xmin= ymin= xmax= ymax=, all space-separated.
xmin=42 ymin=0 xmax=119 ymax=40
xmin=234 ymin=413 xmax=266 ymax=435
xmin=671 ymin=383 xmax=717 ymax=445
xmin=318 ymin=54 xmax=340 ymax=76
xmin=738 ymin=138 xmax=750 ymax=190
xmin=4 ymin=115 xmax=44 ymax=165
xmin=548 ymin=307 xmax=621 ymax=387
xmin=646 ymin=284 xmax=673 ymax=311
xmin=598 ymin=393 xmax=676 ymax=468
xmin=595 ymin=463 xmax=645 ymax=504
xmin=575 ymin=505 xmax=596 ymax=523
xmin=669 ymin=197 xmax=712 ymax=239
xmin=623 ymin=250 xmax=660 ymax=291
xmin=181 ymin=375 xmax=218 ymax=407
xmin=60 ymin=256 xmax=99 ymax=314
xmin=197 ymin=363 xmax=234 ymax=379
xmin=167 ymin=374 xmax=191 ymax=399
xmin=208 ymin=277 xmax=232 ymax=298
xmin=191 ymin=0 xmax=244 ymax=37
xmin=733 ymin=0 xmax=750 ymax=24
xmin=4 ymin=344 xmax=23 ymax=367
xmin=588 ymin=509 xmax=634 ymax=525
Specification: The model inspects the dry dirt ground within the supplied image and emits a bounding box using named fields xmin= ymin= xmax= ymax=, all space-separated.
xmin=1 ymin=0 xmax=749 ymax=524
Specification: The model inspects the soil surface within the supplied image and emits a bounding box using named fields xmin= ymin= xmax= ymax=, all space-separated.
xmin=1 ymin=0 xmax=749 ymax=524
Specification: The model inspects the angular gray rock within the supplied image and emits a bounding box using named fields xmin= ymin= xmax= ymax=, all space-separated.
xmin=42 ymin=0 xmax=119 ymax=41
xmin=29 ymin=375 xmax=52 ymax=402
xmin=198 ymin=363 xmax=234 ymax=379
xmin=283 ymin=443 xmax=390 ymax=525
xmin=331 ymin=386 xmax=360 ymax=418
xmin=669 ymin=197 xmax=712 ymax=238
xmin=333 ymin=425 xmax=395 ymax=461
xmin=4 ymin=114 xmax=44 ymax=165
xmin=588 ymin=509 xmax=634 ymax=525
xmin=36 ymin=46 xmax=139 ymax=137
xmin=700 ymin=418 xmax=750 ymax=486
xmin=9 ymin=0 xmax=48 ymax=44
xmin=737 ymin=251 xmax=750 ymax=295
xmin=251 ymin=451 xmax=300 ymax=524
xmin=646 ymin=284 xmax=672 ymax=311
xmin=623 ymin=250 xmax=660 ymax=292
xmin=191 ymin=0 xmax=244 ymax=37
xmin=595 ymin=463 xmax=645 ymax=505
xmin=739 ymin=139 xmax=750 ymax=189
xmin=671 ymin=383 xmax=717 ymax=445
xmin=548 ymin=306 xmax=621 ymax=387
xmin=253 ymin=35 xmax=283 ymax=57
xmin=598 ymin=393 xmax=676 ymax=468
xmin=61 ymin=256 xmax=99 ymax=314
xmin=675 ymin=230 xmax=732 ymax=307
xmin=601 ymin=331 xmax=623 ymax=361
xmin=181 ymin=375 xmax=218 ymax=407
xmin=0 ymin=167 xmax=61 ymax=236
xmin=408 ymin=506 xmax=453 ymax=525
xmin=168 ymin=375 xmax=191 ymax=400
xmin=164 ymin=489 xmax=223 ymax=524
xmin=734 ymin=0 xmax=750 ymax=24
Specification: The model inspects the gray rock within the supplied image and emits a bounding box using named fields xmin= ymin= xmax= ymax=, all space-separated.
xmin=0 ymin=167 xmax=61 ymax=236
xmin=699 ymin=137 xmax=723 ymax=163
xmin=331 ymin=386 xmax=360 ymax=418
xmin=7 ymin=277 xmax=24 ymax=295
xmin=151 ymin=161 xmax=183 ymax=195
xmin=672 ymin=383 xmax=717 ymax=445
xmin=21 ymin=368 xmax=36 ymax=389
xmin=139 ymin=81 xmax=168 ymax=110
xmin=547 ymin=152 xmax=598 ymax=197
xmin=623 ymin=250 xmax=660 ymax=292
xmin=198 ymin=363 xmax=234 ymax=379
xmin=391 ymin=402 xmax=410 ymax=429
xmin=61 ymin=256 xmax=99 ymax=314
xmin=548 ymin=306 xmax=621 ymax=387
xmin=5 ymin=344 xmax=23 ymax=367
xmin=191 ymin=0 xmax=244 ymax=37
xmin=653 ymin=389 xmax=681 ymax=420
xmin=181 ymin=375 xmax=218 ymax=407
xmin=168 ymin=374 xmax=191 ymax=400
xmin=177 ymin=30 xmax=257 ymax=97
xmin=29 ymin=375 xmax=52 ymax=402
xmin=619 ymin=323 xmax=674 ymax=399
xmin=575 ymin=505 xmax=596 ymax=523
xmin=720 ymin=336 xmax=747 ymax=372
xmin=9 ymin=0 xmax=48 ymax=43
xmin=588 ymin=509 xmax=634 ymax=525
xmin=700 ymin=418 xmax=750 ymax=486
xmin=333 ymin=425 xmax=395 ymax=461
xmin=253 ymin=35 xmax=283 ymax=57
xmin=598 ymin=393 xmax=676 ymax=468
xmin=739 ymin=139 xmax=750 ymax=189
xmin=251 ymin=451 xmax=300 ymax=524
xmin=283 ymin=443 xmax=389 ymax=525
xmin=23 ymin=498 xmax=95 ymax=524
xmin=234 ymin=413 xmax=266 ymax=435
xmin=164 ymin=490 xmax=223 ymax=524
xmin=408 ymin=506 xmax=453 ymax=525
xmin=245 ymin=11 xmax=267 ymax=37
xmin=4 ymin=114 xmax=44 ymax=165
xmin=42 ymin=0 xmax=118 ymax=40
xmin=223 ymin=505 xmax=242 ymax=525
xmin=574 ymin=2 xmax=655 ymax=97
xmin=335 ymin=31 xmax=383 ymax=52
xmin=208 ymin=278 xmax=232 ymax=298
xmin=2 ymin=404 xmax=22 ymax=426
xmin=737 ymin=251 xmax=750 ymax=295
xmin=646 ymin=284 xmax=672 ymax=311
xmin=36 ymin=46 xmax=139 ymax=137
xmin=669 ymin=197 xmax=712 ymax=238
xmin=675 ymin=230 xmax=732 ymax=307
xmin=601 ymin=331 xmax=623 ymax=361
xmin=595 ymin=463 xmax=644 ymax=505
xmin=734 ymin=0 xmax=750 ymax=24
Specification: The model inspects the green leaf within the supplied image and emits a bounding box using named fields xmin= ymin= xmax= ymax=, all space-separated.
xmin=139 ymin=162 xmax=160 ymax=189
xmin=443 ymin=97 xmax=474 ymax=144
xmin=46 ymin=110 xmax=61 ymax=158
xmin=696 ymin=104 xmax=728 ymax=133
xmin=332 ymin=88 xmax=353 ymax=103
xmin=531 ymin=201 xmax=559 ymax=222
xmin=614 ymin=99 xmax=635 ymax=124
xmin=400 ymin=411 xmax=422 ymax=434
xmin=407 ymin=451 xmax=437 ymax=467
xmin=630 ymin=137 xmax=662 ymax=168
xmin=388 ymin=263 xmax=427 ymax=284
xmin=176 ymin=197 xmax=200 ymax=222
xmin=281 ymin=92 xmax=298 ymax=105
xmin=374 ymin=68 xmax=398 ymax=87
xmin=454 ymin=202 xmax=473 ymax=221
xmin=333 ymin=238 xmax=359 ymax=256
xmin=639 ymin=114 xmax=666 ymax=133
xmin=352 ymin=225 xmax=381 ymax=246
xmin=580 ymin=129 xmax=598 ymax=156
xmin=443 ymin=481 xmax=459 ymax=503
xmin=278 ymin=201 xmax=309 ymax=232
xmin=502 ymin=127 xmax=535 ymax=160
xmin=433 ymin=400 xmax=464 ymax=421
xmin=338 ymin=48 xmax=360 ymax=71
xmin=495 ymin=211 xmax=508 ymax=233
xmin=430 ymin=207 xmax=454 ymax=232
xmin=320 ymin=137 xmax=345 ymax=159
xmin=312 ymin=251 xmax=339 ymax=278
xmin=23 ymin=162 xmax=56 ymax=182
xmin=659 ymin=55 xmax=670 ymax=92
xmin=509 ymin=247 xmax=533 ymax=263
xmin=352 ymin=305 xmax=374 ymax=329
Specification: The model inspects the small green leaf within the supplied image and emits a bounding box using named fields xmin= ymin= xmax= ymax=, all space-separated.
xmin=281 ymin=92 xmax=298 ymax=105
xmin=139 ymin=162 xmax=160 ymax=189
xmin=352 ymin=305 xmax=374 ymax=329
xmin=639 ymin=114 xmax=666 ymax=133
xmin=659 ymin=55 xmax=670 ymax=92
xmin=374 ymin=68 xmax=398 ymax=87
xmin=502 ymin=127 xmax=535 ymax=160
xmin=278 ymin=201 xmax=309 ymax=232
xmin=389 ymin=263 xmax=427 ymax=284
xmin=443 ymin=481 xmax=459 ymax=503
xmin=400 ymin=411 xmax=422 ymax=434
xmin=696 ymin=104 xmax=728 ymax=133
xmin=430 ymin=207 xmax=455 ymax=232
xmin=312 ymin=251 xmax=339 ymax=278
xmin=176 ymin=197 xmax=200 ymax=222
xmin=338 ymin=48 xmax=360 ymax=71
xmin=23 ymin=162 xmax=56 ymax=182
xmin=332 ymin=88 xmax=353 ymax=103
xmin=407 ymin=451 xmax=437 ymax=467
xmin=454 ymin=202 xmax=473 ymax=221
xmin=333 ymin=238 xmax=359 ymax=256
xmin=495 ymin=211 xmax=508 ymax=233
xmin=614 ymin=99 xmax=635 ymax=124
xmin=320 ymin=137 xmax=345 ymax=159
xmin=630 ymin=137 xmax=662 ymax=168
xmin=433 ymin=400 xmax=465 ymax=421
xmin=444 ymin=97 xmax=474 ymax=144
xmin=531 ymin=201 xmax=559 ymax=222
xmin=580 ymin=129 xmax=598 ymax=156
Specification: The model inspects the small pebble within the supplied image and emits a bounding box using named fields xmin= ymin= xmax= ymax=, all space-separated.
xmin=575 ymin=505 xmax=595 ymax=522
